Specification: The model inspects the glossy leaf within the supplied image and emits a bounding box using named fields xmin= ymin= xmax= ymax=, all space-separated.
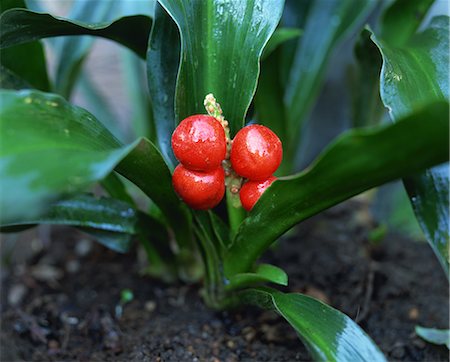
xmin=0 ymin=9 xmax=151 ymax=58
xmin=0 ymin=89 xmax=139 ymax=224
xmin=262 ymin=27 xmax=302 ymax=60
xmin=254 ymin=49 xmax=289 ymax=154
xmin=380 ymin=0 xmax=435 ymax=46
xmin=351 ymin=28 xmax=385 ymax=128
xmin=1 ymin=194 xmax=140 ymax=252
xmin=415 ymin=326 xmax=450 ymax=349
xmin=372 ymin=16 xmax=449 ymax=118
xmin=226 ymin=264 xmax=287 ymax=291
xmin=372 ymin=16 xmax=450 ymax=274
xmin=1 ymin=194 xmax=170 ymax=255
xmin=224 ymin=101 xmax=449 ymax=275
xmin=0 ymin=0 xmax=50 ymax=91
xmin=282 ymin=0 xmax=375 ymax=164
xmin=115 ymin=138 xmax=194 ymax=251
xmin=2 ymin=194 xmax=137 ymax=232
xmin=146 ymin=3 xmax=180 ymax=167
xmin=76 ymin=71 xmax=123 ymax=140
xmin=242 ymin=288 xmax=386 ymax=361
xmin=101 ymin=172 xmax=136 ymax=206
xmin=0 ymin=65 xmax=32 ymax=90
xmin=158 ymin=0 xmax=284 ymax=136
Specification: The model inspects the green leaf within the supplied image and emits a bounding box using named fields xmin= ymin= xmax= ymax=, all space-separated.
xmin=254 ymin=47 xmax=289 ymax=157
xmin=0 ymin=89 xmax=139 ymax=224
xmin=2 ymin=193 xmax=171 ymax=255
xmin=242 ymin=288 xmax=386 ymax=361
xmin=115 ymin=138 xmax=194 ymax=252
xmin=0 ymin=9 xmax=151 ymax=59
xmin=0 ymin=64 xmax=32 ymax=90
xmin=262 ymin=27 xmax=302 ymax=60
xmin=1 ymin=194 xmax=141 ymax=252
xmin=101 ymin=172 xmax=136 ymax=206
xmin=2 ymin=194 xmax=138 ymax=233
xmin=380 ymin=0 xmax=435 ymax=47
xmin=0 ymin=0 xmax=50 ymax=91
xmin=372 ymin=16 xmax=449 ymax=119
xmin=282 ymin=0 xmax=375 ymax=165
xmin=120 ymin=48 xmax=154 ymax=140
xmin=350 ymin=28 xmax=385 ymax=128
xmin=415 ymin=326 xmax=450 ymax=349
xmin=158 ymin=0 xmax=285 ymax=136
xmin=226 ymin=264 xmax=287 ymax=291
xmin=146 ymin=3 xmax=180 ymax=166
xmin=404 ymin=165 xmax=450 ymax=274
xmin=372 ymin=16 xmax=450 ymax=275
xmin=224 ymin=101 xmax=449 ymax=275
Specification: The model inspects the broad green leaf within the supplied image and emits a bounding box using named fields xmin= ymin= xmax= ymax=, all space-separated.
xmin=372 ymin=16 xmax=450 ymax=274
xmin=350 ymin=28 xmax=385 ymax=128
xmin=404 ymin=165 xmax=450 ymax=274
xmin=1 ymin=193 xmax=170 ymax=255
xmin=158 ymin=0 xmax=285 ymax=136
xmin=0 ymin=89 xmax=137 ymax=224
xmin=415 ymin=326 xmax=450 ymax=349
xmin=208 ymin=211 xmax=231 ymax=250
xmin=101 ymin=172 xmax=136 ymax=206
xmin=261 ymin=27 xmax=302 ymax=60
xmin=224 ymin=101 xmax=449 ymax=275
xmin=1 ymin=194 xmax=140 ymax=252
xmin=120 ymin=48 xmax=154 ymax=141
xmin=282 ymin=0 xmax=375 ymax=165
xmin=50 ymin=0 xmax=121 ymax=98
xmin=226 ymin=264 xmax=287 ymax=291
xmin=0 ymin=9 xmax=151 ymax=59
xmin=380 ymin=0 xmax=435 ymax=46
xmin=76 ymin=71 xmax=123 ymax=141
xmin=0 ymin=0 xmax=50 ymax=91
xmin=242 ymin=288 xmax=386 ymax=361
xmin=146 ymin=3 xmax=180 ymax=167
xmin=2 ymin=194 xmax=138 ymax=233
xmin=115 ymin=138 xmax=194 ymax=252
xmin=371 ymin=181 xmax=423 ymax=241
xmin=372 ymin=16 xmax=449 ymax=119
xmin=0 ymin=65 xmax=32 ymax=90
xmin=254 ymin=50 xmax=288 ymax=159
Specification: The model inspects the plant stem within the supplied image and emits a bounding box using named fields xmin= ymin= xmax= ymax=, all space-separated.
xmin=203 ymin=93 xmax=245 ymax=231
xmin=226 ymin=189 xmax=246 ymax=234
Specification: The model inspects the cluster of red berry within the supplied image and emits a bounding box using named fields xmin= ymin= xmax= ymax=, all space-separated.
xmin=231 ymin=124 xmax=282 ymax=211
xmin=171 ymin=115 xmax=282 ymax=211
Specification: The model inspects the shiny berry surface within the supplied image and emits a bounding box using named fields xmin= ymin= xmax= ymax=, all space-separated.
xmin=172 ymin=164 xmax=225 ymax=210
xmin=239 ymin=176 xmax=277 ymax=211
xmin=230 ymin=124 xmax=282 ymax=180
xmin=172 ymin=115 xmax=226 ymax=171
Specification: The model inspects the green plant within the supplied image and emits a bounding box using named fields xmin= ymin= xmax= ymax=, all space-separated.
xmin=0 ymin=0 xmax=448 ymax=360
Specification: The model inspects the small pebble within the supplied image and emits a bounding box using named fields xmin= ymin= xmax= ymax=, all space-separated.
xmin=145 ymin=300 xmax=156 ymax=312
xmin=226 ymin=340 xmax=235 ymax=349
xmin=408 ymin=307 xmax=419 ymax=320
xmin=65 ymin=259 xmax=80 ymax=274
xmin=391 ymin=346 xmax=405 ymax=359
xmin=75 ymin=239 xmax=93 ymax=257
xmin=30 ymin=264 xmax=63 ymax=282
xmin=8 ymin=284 xmax=27 ymax=306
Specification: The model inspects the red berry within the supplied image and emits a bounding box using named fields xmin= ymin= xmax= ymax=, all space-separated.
xmin=172 ymin=115 xmax=226 ymax=171
xmin=172 ymin=164 xmax=225 ymax=210
xmin=239 ymin=176 xmax=277 ymax=211
xmin=230 ymin=124 xmax=282 ymax=180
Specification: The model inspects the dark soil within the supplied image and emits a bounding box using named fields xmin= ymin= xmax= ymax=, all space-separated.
xmin=1 ymin=200 xmax=449 ymax=361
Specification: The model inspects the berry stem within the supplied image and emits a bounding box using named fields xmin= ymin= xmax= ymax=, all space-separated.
xmin=204 ymin=93 xmax=245 ymax=232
